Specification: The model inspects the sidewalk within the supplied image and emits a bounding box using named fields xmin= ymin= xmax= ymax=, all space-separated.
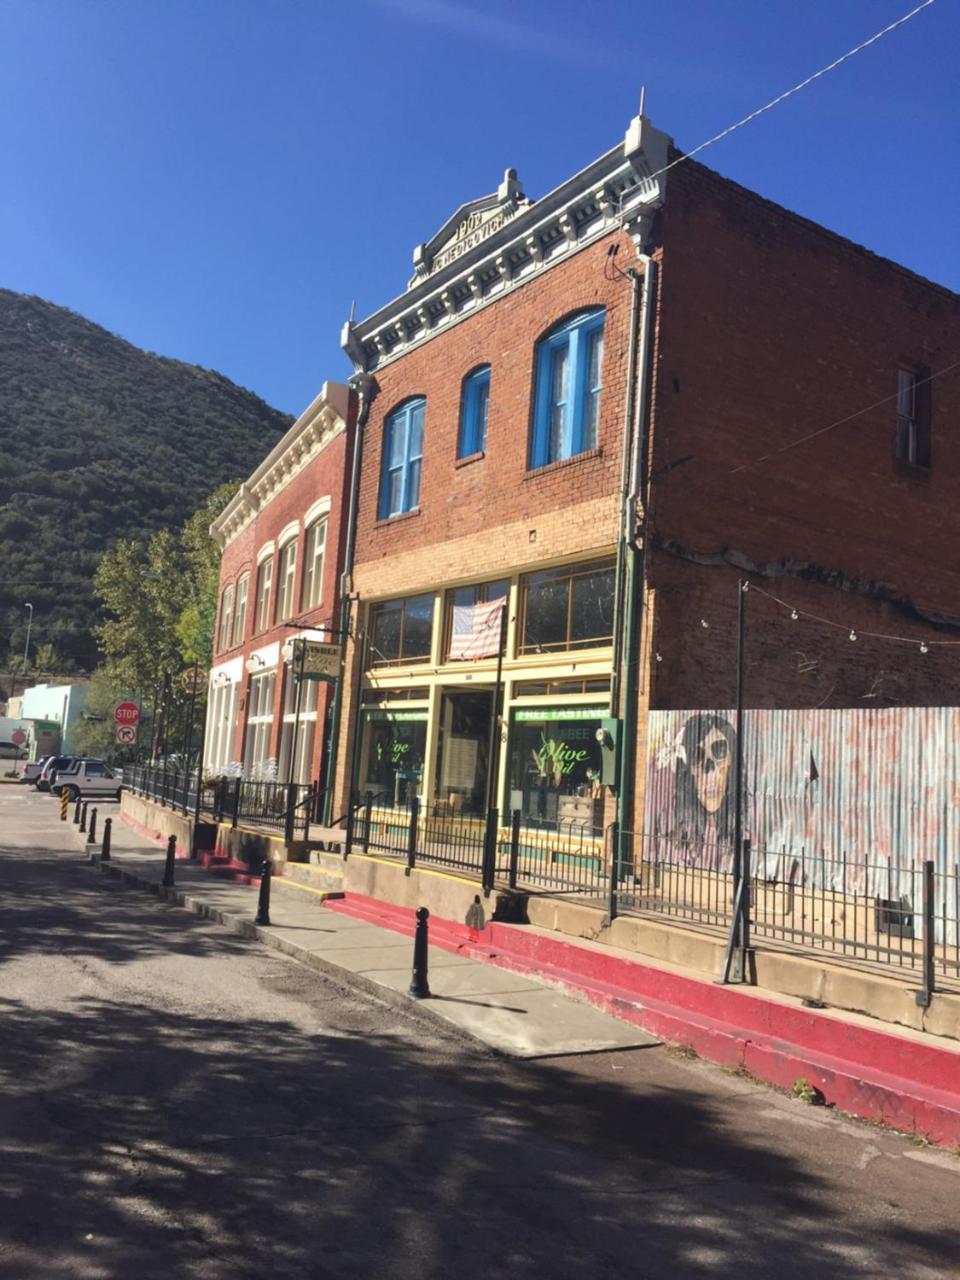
xmin=66 ymin=807 xmax=960 ymax=1146
xmin=71 ymin=814 xmax=655 ymax=1060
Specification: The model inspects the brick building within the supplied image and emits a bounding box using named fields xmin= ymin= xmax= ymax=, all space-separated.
xmin=205 ymin=383 xmax=355 ymax=796
xmin=333 ymin=106 xmax=960 ymax=841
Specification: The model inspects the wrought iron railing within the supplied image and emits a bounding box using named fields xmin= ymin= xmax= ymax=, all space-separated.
xmin=127 ymin=766 xmax=313 ymax=840
xmin=344 ymin=792 xmax=960 ymax=994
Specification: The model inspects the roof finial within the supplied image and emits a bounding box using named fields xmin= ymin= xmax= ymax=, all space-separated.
xmin=639 ymin=85 xmax=646 ymax=118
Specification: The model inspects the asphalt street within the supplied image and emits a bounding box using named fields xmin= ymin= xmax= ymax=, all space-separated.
xmin=2 ymin=786 xmax=960 ymax=1279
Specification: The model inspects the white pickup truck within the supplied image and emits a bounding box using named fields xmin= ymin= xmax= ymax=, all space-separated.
xmin=52 ymin=760 xmax=124 ymax=801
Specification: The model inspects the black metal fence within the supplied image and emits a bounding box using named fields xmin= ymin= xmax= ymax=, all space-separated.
xmin=345 ymin=792 xmax=960 ymax=994
xmin=127 ymin=766 xmax=313 ymax=841
xmin=125 ymin=764 xmax=203 ymax=816
xmin=610 ymin=833 xmax=960 ymax=993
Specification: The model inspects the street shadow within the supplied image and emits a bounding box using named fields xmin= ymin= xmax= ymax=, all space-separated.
xmin=3 ymin=833 xmax=960 ymax=1278
xmin=0 ymin=848 xmax=253 ymax=966
xmin=1 ymin=983 xmax=959 ymax=1279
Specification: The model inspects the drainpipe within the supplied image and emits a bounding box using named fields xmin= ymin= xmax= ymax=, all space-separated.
xmin=322 ymin=374 xmax=374 ymax=825
xmin=610 ymin=266 xmax=643 ymax=716
xmin=615 ymin=255 xmax=656 ymax=859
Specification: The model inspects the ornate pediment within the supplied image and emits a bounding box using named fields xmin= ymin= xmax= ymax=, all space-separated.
xmin=342 ymin=112 xmax=673 ymax=374
xmin=408 ymin=168 xmax=530 ymax=287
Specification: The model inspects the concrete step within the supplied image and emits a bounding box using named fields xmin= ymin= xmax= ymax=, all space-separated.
xmin=282 ymin=860 xmax=345 ymax=894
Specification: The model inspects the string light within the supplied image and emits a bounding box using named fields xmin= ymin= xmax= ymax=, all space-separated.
xmin=748 ymin=583 xmax=960 ymax=651
xmin=699 ymin=618 xmax=710 ymax=629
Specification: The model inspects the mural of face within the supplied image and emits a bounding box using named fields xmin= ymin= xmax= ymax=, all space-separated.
xmin=690 ymin=725 xmax=731 ymax=814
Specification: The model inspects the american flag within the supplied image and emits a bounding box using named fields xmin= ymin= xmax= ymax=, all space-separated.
xmin=449 ymin=596 xmax=507 ymax=660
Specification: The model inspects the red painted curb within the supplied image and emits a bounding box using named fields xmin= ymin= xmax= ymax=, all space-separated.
xmin=324 ymin=893 xmax=960 ymax=1146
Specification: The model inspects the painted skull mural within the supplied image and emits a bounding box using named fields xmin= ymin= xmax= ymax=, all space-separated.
xmin=651 ymin=713 xmax=738 ymax=855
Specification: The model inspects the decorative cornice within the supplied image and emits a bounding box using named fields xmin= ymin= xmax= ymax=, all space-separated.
xmin=341 ymin=114 xmax=671 ymax=374
xmin=211 ymin=381 xmax=352 ymax=551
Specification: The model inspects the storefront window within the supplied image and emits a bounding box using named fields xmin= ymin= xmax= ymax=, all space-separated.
xmin=520 ymin=559 xmax=615 ymax=654
xmin=506 ymin=706 xmax=606 ymax=827
xmin=369 ymin=594 xmax=434 ymax=665
xmin=358 ymin=709 xmax=428 ymax=805
xmin=243 ymin=669 xmax=277 ymax=779
xmin=514 ymin=677 xmax=610 ymax=697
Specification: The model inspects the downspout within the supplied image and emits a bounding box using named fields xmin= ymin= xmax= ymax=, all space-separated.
xmin=615 ymin=255 xmax=656 ymax=856
xmin=609 ymin=264 xmax=643 ymax=717
xmin=322 ymin=374 xmax=373 ymax=825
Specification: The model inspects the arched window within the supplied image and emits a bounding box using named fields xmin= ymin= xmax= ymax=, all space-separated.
xmin=217 ymin=584 xmax=235 ymax=653
xmin=380 ymin=397 xmax=425 ymax=519
xmin=530 ymin=308 xmax=605 ymax=469
xmin=457 ymin=365 xmax=490 ymax=458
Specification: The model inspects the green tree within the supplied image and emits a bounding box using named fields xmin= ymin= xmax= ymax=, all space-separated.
xmin=90 ymin=481 xmax=238 ymax=759
xmin=33 ymin=642 xmax=58 ymax=675
xmin=71 ymin=666 xmax=142 ymax=762
xmin=94 ymin=529 xmax=186 ymax=700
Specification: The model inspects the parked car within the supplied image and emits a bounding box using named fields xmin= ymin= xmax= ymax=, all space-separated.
xmin=53 ymin=760 xmax=123 ymax=802
xmin=50 ymin=757 xmax=105 ymax=793
xmin=36 ymin=756 xmax=75 ymax=791
xmin=20 ymin=756 xmax=49 ymax=784
xmin=0 ymin=741 xmax=28 ymax=760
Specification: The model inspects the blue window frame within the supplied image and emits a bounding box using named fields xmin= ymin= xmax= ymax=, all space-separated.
xmin=380 ymin=397 xmax=425 ymax=519
xmin=457 ymin=365 xmax=490 ymax=458
xmin=530 ymin=308 xmax=605 ymax=469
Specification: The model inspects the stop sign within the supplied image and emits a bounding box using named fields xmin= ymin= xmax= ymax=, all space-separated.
xmin=11 ymin=729 xmax=26 ymax=746
xmin=114 ymin=700 xmax=140 ymax=727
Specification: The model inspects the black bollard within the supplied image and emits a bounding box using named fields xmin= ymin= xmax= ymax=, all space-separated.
xmin=409 ymin=906 xmax=431 ymax=999
xmin=101 ymin=817 xmax=112 ymax=862
xmin=87 ymin=808 xmax=98 ymax=845
xmin=255 ymin=858 xmax=272 ymax=926
xmin=79 ymin=801 xmax=88 ymax=834
xmin=162 ymin=834 xmax=176 ymax=888
xmin=73 ymin=795 xmax=82 ymax=825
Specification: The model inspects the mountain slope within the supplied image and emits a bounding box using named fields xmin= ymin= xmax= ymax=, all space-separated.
xmin=0 ymin=289 xmax=292 ymax=670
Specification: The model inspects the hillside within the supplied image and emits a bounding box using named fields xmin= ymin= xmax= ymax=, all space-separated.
xmin=0 ymin=289 xmax=292 ymax=671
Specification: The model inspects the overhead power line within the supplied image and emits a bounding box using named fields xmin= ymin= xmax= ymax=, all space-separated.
xmin=637 ymin=0 xmax=938 ymax=191
xmin=729 ymin=359 xmax=960 ymax=474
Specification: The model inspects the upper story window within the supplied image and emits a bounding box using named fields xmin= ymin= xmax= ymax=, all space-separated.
xmin=217 ymin=585 xmax=235 ymax=654
xmin=369 ymin=593 xmax=435 ymax=666
xmin=896 ymin=367 xmax=931 ymax=468
xmin=520 ymin=558 xmax=615 ymax=654
xmin=301 ymin=517 xmax=327 ymax=611
xmin=458 ymin=366 xmax=490 ymax=458
xmin=233 ymin=573 xmax=249 ymax=646
xmin=380 ymin=398 xmax=425 ymax=519
xmin=254 ymin=556 xmax=273 ymax=634
xmin=530 ymin=309 xmax=605 ymax=469
xmin=275 ymin=539 xmax=298 ymax=623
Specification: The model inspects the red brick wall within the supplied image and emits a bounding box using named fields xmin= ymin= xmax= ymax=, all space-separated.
xmin=646 ymin=161 xmax=960 ymax=710
xmin=215 ymin=418 xmax=354 ymax=770
xmin=354 ymin=234 xmax=638 ymax=578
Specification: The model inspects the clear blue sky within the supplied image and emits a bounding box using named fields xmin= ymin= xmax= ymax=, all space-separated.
xmin=1 ymin=0 xmax=956 ymax=416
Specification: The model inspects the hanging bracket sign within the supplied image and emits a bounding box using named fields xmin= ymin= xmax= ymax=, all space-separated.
xmin=293 ymin=639 xmax=341 ymax=684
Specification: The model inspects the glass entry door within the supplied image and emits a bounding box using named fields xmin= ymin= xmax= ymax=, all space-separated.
xmin=435 ymin=689 xmax=493 ymax=816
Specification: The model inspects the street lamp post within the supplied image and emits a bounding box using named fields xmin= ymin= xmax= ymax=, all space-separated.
xmin=12 ymin=602 xmax=34 ymax=706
